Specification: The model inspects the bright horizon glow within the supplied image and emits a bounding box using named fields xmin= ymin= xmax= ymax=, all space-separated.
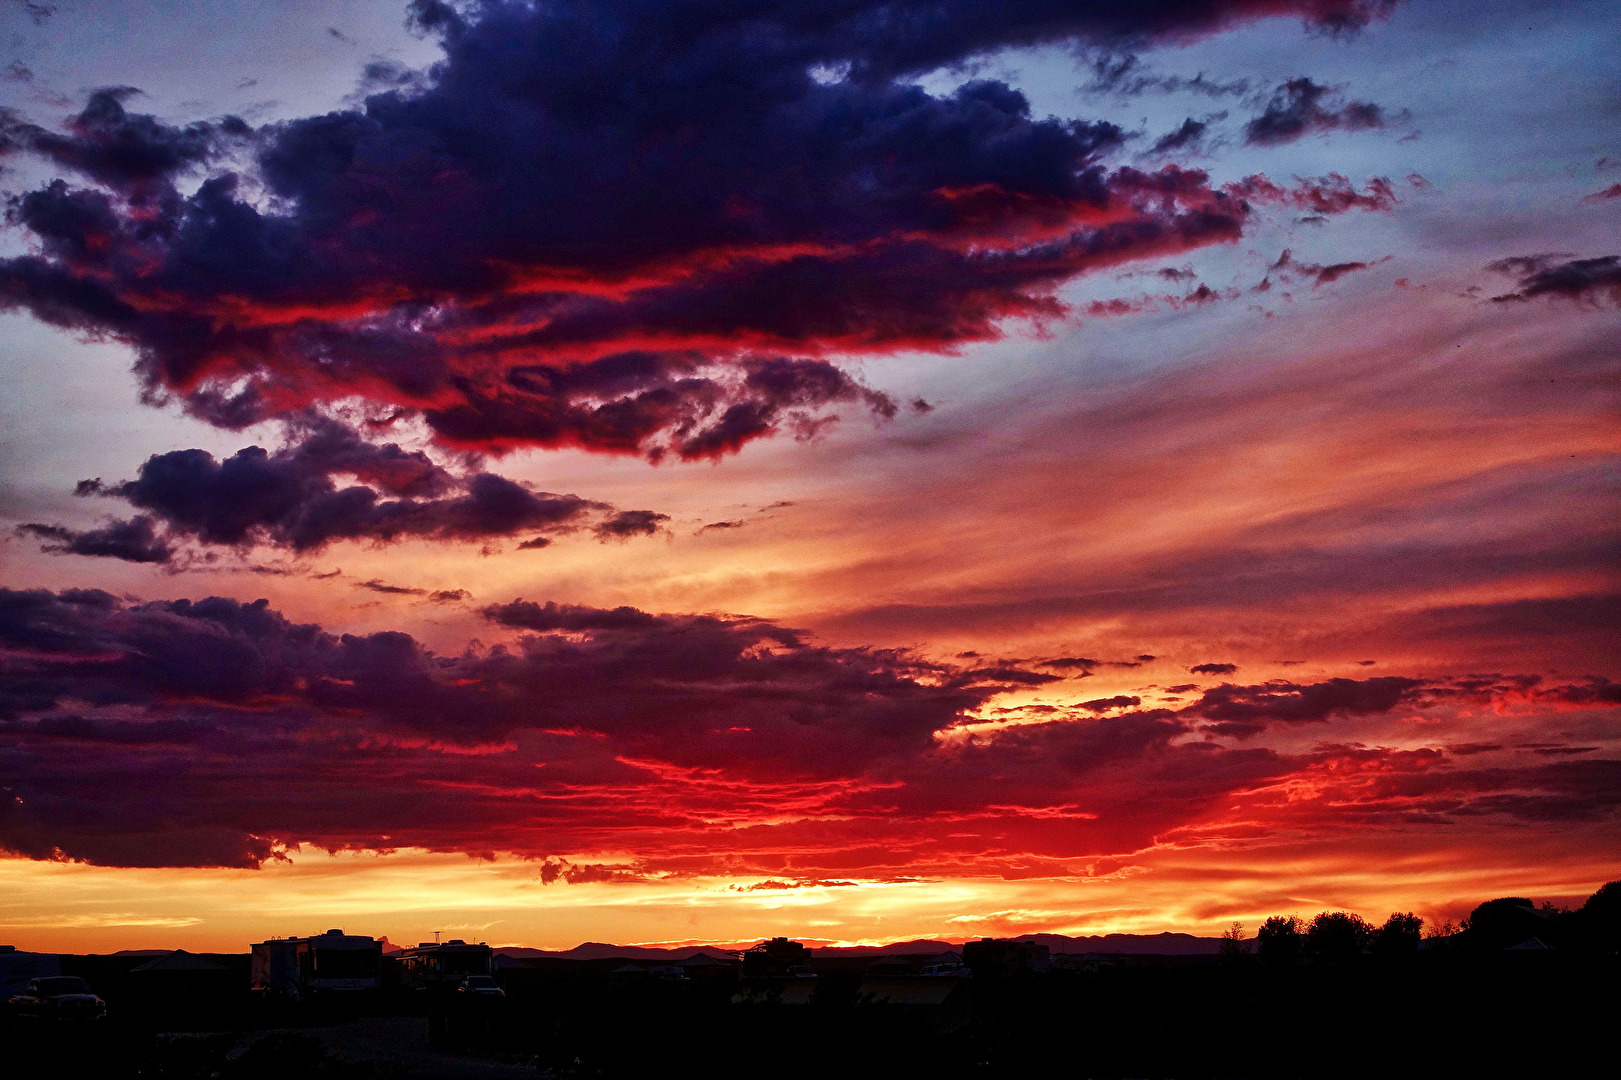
xmin=2 ymin=840 xmax=1611 ymax=954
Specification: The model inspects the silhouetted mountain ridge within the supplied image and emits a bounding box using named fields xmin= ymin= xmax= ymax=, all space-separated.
xmin=494 ymin=942 xmax=739 ymax=961
xmin=1012 ymin=932 xmax=1222 ymax=955
xmin=492 ymin=932 xmax=1222 ymax=961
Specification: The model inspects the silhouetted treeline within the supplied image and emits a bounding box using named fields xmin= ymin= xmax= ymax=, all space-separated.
xmin=1243 ymin=879 xmax=1620 ymax=967
xmin=4 ymin=880 xmax=1618 ymax=1078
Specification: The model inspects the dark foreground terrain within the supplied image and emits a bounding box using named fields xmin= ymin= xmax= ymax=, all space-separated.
xmin=3 ymin=947 xmax=1614 ymax=1079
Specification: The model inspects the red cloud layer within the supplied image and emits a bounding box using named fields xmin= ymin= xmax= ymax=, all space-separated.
xmin=2 ymin=588 xmax=1614 ymax=877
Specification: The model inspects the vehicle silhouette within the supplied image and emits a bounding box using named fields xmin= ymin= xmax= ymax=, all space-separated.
xmin=455 ymin=975 xmax=504 ymax=998
xmin=7 ymin=976 xmax=107 ymax=1020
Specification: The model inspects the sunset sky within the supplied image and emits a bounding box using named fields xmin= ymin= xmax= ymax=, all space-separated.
xmin=1 ymin=0 xmax=1617 ymax=954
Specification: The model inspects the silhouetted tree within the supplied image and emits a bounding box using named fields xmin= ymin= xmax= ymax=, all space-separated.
xmin=1305 ymin=912 xmax=1373 ymax=964
xmin=1256 ymin=915 xmax=1303 ymax=967
xmin=1464 ymin=897 xmax=1544 ymax=951
xmin=1219 ymin=922 xmax=1249 ymax=961
xmin=1372 ymin=912 xmax=1423 ymax=958
xmin=1425 ymin=919 xmax=1459 ymax=941
xmin=1577 ymin=880 xmax=1621 ymax=954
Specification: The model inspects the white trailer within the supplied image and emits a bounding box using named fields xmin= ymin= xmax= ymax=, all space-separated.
xmin=251 ymin=929 xmax=382 ymax=1000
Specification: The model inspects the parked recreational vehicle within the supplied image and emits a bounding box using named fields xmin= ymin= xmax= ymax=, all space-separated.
xmin=251 ymin=929 xmax=382 ymax=1000
xmin=399 ymin=939 xmax=492 ymax=991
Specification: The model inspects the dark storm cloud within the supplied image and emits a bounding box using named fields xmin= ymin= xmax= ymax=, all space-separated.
xmin=1190 ymin=662 xmax=1238 ymax=675
xmin=1243 ymin=77 xmax=1387 ymax=147
xmin=1488 ymin=254 xmax=1621 ymax=306
xmin=20 ymin=415 xmax=663 ymax=561
xmin=0 ymin=0 xmax=1392 ymax=461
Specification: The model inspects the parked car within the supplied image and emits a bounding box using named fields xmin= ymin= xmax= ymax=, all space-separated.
xmin=455 ymin=975 xmax=504 ymax=998
xmin=7 ymin=976 xmax=107 ymax=1020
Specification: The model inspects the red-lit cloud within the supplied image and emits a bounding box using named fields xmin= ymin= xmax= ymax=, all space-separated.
xmin=2 ymin=588 xmax=1614 ymax=879
xmin=0 ymin=0 xmax=1398 ymax=464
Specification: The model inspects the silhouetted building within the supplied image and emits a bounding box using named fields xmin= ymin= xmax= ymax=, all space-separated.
xmin=962 ymin=938 xmax=1051 ymax=976
xmin=742 ymin=937 xmax=812 ymax=978
xmin=127 ymin=949 xmax=235 ymax=1019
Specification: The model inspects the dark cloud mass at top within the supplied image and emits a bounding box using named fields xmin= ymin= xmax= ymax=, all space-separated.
xmin=1 ymin=0 xmax=1394 ymax=463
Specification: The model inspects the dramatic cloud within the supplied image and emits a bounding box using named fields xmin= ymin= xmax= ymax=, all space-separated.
xmin=18 ymin=415 xmax=663 ymax=561
xmin=0 ymin=0 xmax=1394 ymax=462
xmin=0 ymin=587 xmax=1008 ymax=866
xmin=1244 ymin=76 xmax=1387 ymax=146
xmin=2 ymin=588 xmax=1615 ymax=875
xmin=1489 ymin=254 xmax=1621 ymax=306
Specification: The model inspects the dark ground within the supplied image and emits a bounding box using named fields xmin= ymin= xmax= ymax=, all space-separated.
xmin=3 ymin=947 xmax=1614 ymax=1078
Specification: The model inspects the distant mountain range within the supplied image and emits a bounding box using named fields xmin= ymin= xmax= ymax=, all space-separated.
xmin=493 ymin=943 xmax=740 ymax=961
xmin=493 ymin=932 xmax=1222 ymax=961
xmin=1009 ymin=932 xmax=1221 ymax=956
